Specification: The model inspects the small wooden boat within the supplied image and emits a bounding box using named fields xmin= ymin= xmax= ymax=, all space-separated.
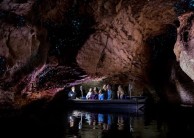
xmin=65 ymin=96 xmax=147 ymax=113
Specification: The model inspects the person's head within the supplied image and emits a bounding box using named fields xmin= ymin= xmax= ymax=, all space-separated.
xmin=80 ymin=85 xmax=83 ymax=91
xmin=107 ymin=84 xmax=111 ymax=90
xmin=94 ymin=87 xmax=98 ymax=92
xmin=102 ymin=84 xmax=107 ymax=90
xmin=89 ymin=88 xmax=92 ymax=92
xmin=71 ymin=86 xmax=75 ymax=92
xmin=118 ymin=85 xmax=122 ymax=91
xmin=118 ymin=85 xmax=124 ymax=92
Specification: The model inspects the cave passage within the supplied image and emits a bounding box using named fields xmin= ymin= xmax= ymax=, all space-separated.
xmin=147 ymin=25 xmax=177 ymax=99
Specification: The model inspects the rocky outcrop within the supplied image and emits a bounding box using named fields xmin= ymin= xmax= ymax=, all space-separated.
xmin=2 ymin=0 xmax=194 ymax=107
xmin=166 ymin=62 xmax=194 ymax=105
xmin=0 ymin=0 xmax=34 ymax=15
xmin=0 ymin=23 xmax=40 ymax=81
xmin=172 ymin=12 xmax=194 ymax=105
xmin=77 ymin=5 xmax=149 ymax=79
xmin=77 ymin=0 xmax=177 ymax=88
xmin=174 ymin=12 xmax=194 ymax=81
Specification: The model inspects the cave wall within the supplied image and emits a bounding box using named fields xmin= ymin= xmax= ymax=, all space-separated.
xmin=77 ymin=5 xmax=149 ymax=79
xmin=0 ymin=0 xmax=53 ymax=107
xmin=77 ymin=0 xmax=178 ymax=95
xmin=1 ymin=0 xmax=194 ymax=107
xmin=173 ymin=12 xmax=194 ymax=105
xmin=174 ymin=12 xmax=194 ymax=81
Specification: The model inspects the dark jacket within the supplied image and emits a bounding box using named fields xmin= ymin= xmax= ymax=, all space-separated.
xmin=68 ymin=91 xmax=77 ymax=99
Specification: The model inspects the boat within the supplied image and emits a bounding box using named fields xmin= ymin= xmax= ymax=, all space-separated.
xmin=65 ymin=96 xmax=147 ymax=113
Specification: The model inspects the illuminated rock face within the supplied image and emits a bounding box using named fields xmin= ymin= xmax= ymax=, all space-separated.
xmin=77 ymin=0 xmax=177 ymax=87
xmin=174 ymin=12 xmax=194 ymax=81
xmin=173 ymin=12 xmax=194 ymax=104
xmin=77 ymin=5 xmax=149 ymax=80
xmin=1 ymin=0 xmax=194 ymax=107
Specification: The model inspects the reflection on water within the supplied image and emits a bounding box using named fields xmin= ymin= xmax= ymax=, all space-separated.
xmin=1 ymin=105 xmax=194 ymax=138
xmin=66 ymin=110 xmax=133 ymax=138
xmin=65 ymin=107 xmax=194 ymax=138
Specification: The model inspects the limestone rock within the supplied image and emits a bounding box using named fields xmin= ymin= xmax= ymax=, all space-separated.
xmin=174 ymin=12 xmax=194 ymax=81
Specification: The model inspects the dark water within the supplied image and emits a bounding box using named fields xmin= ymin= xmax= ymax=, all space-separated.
xmin=0 ymin=104 xmax=194 ymax=138
xmin=64 ymin=107 xmax=194 ymax=138
xmin=66 ymin=110 xmax=139 ymax=138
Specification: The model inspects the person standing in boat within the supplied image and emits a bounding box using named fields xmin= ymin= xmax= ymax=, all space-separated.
xmin=77 ymin=85 xmax=86 ymax=99
xmin=90 ymin=87 xmax=98 ymax=99
xmin=102 ymin=84 xmax=107 ymax=99
xmin=106 ymin=84 xmax=113 ymax=100
xmin=128 ymin=83 xmax=133 ymax=98
xmin=98 ymin=89 xmax=104 ymax=100
xmin=117 ymin=85 xmax=126 ymax=99
xmin=86 ymin=88 xmax=93 ymax=99
xmin=68 ymin=86 xmax=77 ymax=99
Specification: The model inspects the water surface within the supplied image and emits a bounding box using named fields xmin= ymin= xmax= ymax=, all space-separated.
xmin=64 ymin=106 xmax=194 ymax=138
xmin=0 ymin=105 xmax=194 ymax=138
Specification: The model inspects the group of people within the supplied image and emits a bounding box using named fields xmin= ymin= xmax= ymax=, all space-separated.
xmin=68 ymin=84 xmax=128 ymax=100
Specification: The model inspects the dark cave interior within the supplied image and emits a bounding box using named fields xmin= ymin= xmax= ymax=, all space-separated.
xmin=147 ymin=25 xmax=177 ymax=99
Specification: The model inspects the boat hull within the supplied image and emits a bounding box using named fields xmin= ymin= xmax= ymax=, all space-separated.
xmin=65 ymin=97 xmax=146 ymax=113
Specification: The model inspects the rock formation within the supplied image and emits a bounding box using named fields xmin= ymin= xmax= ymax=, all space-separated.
xmin=1 ymin=0 xmax=194 ymax=107
xmin=173 ymin=12 xmax=194 ymax=105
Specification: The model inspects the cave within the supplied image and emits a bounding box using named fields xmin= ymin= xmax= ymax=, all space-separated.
xmin=147 ymin=24 xmax=177 ymax=102
xmin=1 ymin=0 xmax=194 ymax=137
xmin=0 ymin=0 xmax=193 ymax=106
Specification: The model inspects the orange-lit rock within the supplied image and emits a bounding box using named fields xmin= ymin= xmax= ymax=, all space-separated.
xmin=77 ymin=0 xmax=177 ymax=86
